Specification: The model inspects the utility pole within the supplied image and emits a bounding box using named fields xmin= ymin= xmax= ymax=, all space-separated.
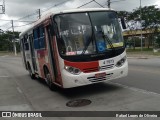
xmin=38 ymin=9 xmax=41 ymax=19
xmin=140 ymin=0 xmax=143 ymax=51
xmin=107 ymin=0 xmax=111 ymax=8
xmin=11 ymin=20 xmax=17 ymax=56
xmin=3 ymin=0 xmax=5 ymax=13
xmin=0 ymin=0 xmax=5 ymax=14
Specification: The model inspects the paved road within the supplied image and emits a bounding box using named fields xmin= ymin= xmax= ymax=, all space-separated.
xmin=112 ymin=58 xmax=160 ymax=94
xmin=0 ymin=56 xmax=160 ymax=120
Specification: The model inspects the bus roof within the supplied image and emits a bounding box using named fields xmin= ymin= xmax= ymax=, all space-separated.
xmin=55 ymin=8 xmax=114 ymax=14
xmin=20 ymin=8 xmax=114 ymax=37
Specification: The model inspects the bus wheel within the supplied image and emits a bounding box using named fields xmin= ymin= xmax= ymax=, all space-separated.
xmin=45 ymin=71 xmax=56 ymax=91
xmin=28 ymin=64 xmax=35 ymax=79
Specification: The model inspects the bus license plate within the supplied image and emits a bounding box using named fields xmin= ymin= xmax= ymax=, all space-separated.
xmin=95 ymin=72 xmax=106 ymax=78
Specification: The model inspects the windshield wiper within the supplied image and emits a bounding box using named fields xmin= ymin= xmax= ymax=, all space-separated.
xmin=101 ymin=31 xmax=116 ymax=54
xmin=81 ymin=35 xmax=93 ymax=55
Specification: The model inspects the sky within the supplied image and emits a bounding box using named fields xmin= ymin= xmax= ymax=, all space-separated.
xmin=0 ymin=0 xmax=160 ymax=31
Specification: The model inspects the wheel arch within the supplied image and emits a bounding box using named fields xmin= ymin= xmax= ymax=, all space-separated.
xmin=43 ymin=64 xmax=49 ymax=77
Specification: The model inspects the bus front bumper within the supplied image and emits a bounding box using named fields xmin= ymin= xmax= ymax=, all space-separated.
xmin=61 ymin=61 xmax=128 ymax=88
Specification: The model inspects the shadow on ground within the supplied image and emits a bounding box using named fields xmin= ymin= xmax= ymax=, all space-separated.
xmin=35 ymin=77 xmax=122 ymax=99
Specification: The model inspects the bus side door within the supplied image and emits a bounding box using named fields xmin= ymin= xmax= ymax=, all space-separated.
xmin=29 ymin=34 xmax=37 ymax=71
xmin=46 ymin=25 xmax=60 ymax=85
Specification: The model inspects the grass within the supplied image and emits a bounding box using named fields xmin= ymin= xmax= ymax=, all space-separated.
xmin=126 ymin=47 xmax=160 ymax=56
xmin=0 ymin=51 xmax=20 ymax=56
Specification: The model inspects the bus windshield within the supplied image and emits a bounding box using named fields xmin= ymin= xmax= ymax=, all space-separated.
xmin=54 ymin=11 xmax=124 ymax=56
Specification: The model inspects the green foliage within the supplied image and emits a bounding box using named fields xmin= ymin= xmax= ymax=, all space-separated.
xmin=118 ymin=6 xmax=160 ymax=29
xmin=119 ymin=5 xmax=160 ymax=49
xmin=132 ymin=6 xmax=160 ymax=48
xmin=132 ymin=6 xmax=160 ymax=29
xmin=117 ymin=11 xmax=131 ymax=18
xmin=0 ymin=31 xmax=20 ymax=52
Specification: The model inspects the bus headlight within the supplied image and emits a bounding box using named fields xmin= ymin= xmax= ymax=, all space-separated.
xmin=116 ymin=56 xmax=126 ymax=67
xmin=64 ymin=66 xmax=81 ymax=75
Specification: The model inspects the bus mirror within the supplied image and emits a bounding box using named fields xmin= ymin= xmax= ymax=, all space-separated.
xmin=121 ymin=17 xmax=127 ymax=29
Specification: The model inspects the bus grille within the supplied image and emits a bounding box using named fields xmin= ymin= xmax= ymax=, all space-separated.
xmin=83 ymin=64 xmax=114 ymax=73
xmin=100 ymin=64 xmax=114 ymax=71
xmin=87 ymin=73 xmax=113 ymax=83
xmin=83 ymin=67 xmax=99 ymax=73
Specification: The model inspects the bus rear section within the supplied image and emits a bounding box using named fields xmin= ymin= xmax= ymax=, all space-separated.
xmin=20 ymin=8 xmax=128 ymax=89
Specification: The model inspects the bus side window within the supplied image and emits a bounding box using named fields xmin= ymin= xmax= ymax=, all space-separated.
xmin=33 ymin=28 xmax=39 ymax=49
xmin=39 ymin=26 xmax=45 ymax=49
xmin=33 ymin=26 xmax=45 ymax=50
xmin=24 ymin=35 xmax=29 ymax=50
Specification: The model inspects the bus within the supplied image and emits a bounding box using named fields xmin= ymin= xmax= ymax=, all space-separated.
xmin=20 ymin=8 xmax=128 ymax=90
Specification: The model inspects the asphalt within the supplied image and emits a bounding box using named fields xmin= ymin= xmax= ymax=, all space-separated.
xmin=0 ymin=55 xmax=160 ymax=120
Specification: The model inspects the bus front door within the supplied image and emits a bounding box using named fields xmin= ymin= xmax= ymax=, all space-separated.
xmin=46 ymin=26 xmax=60 ymax=84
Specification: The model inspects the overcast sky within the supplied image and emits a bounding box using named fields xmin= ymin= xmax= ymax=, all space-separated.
xmin=0 ymin=0 xmax=160 ymax=31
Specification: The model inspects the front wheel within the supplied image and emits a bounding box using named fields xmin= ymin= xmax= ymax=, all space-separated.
xmin=44 ymin=70 xmax=57 ymax=91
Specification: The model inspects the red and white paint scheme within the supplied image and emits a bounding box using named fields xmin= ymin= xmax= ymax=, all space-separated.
xmin=20 ymin=8 xmax=128 ymax=90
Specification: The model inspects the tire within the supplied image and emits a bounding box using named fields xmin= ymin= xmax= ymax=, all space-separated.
xmin=44 ymin=68 xmax=57 ymax=91
xmin=28 ymin=64 xmax=35 ymax=79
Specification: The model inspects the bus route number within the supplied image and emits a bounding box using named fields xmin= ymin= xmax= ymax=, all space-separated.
xmin=103 ymin=59 xmax=114 ymax=65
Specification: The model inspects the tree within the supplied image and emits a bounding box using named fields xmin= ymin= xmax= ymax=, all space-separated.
xmin=0 ymin=31 xmax=20 ymax=52
xmin=128 ymin=5 xmax=160 ymax=49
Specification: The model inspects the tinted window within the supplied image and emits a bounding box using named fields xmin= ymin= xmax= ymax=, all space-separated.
xmin=33 ymin=26 xmax=45 ymax=49
xmin=24 ymin=35 xmax=29 ymax=50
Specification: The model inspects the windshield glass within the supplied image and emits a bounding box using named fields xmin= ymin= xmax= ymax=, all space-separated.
xmin=54 ymin=11 xmax=124 ymax=56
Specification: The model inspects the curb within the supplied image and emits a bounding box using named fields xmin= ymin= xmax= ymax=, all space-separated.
xmin=127 ymin=57 xmax=149 ymax=59
xmin=127 ymin=56 xmax=160 ymax=59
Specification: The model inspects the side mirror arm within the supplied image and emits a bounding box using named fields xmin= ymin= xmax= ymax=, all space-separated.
xmin=121 ymin=17 xmax=127 ymax=29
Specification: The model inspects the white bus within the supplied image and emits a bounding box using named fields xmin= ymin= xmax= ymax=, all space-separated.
xmin=20 ymin=8 xmax=128 ymax=90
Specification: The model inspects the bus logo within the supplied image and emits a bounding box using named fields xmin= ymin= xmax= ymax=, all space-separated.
xmin=2 ymin=112 xmax=11 ymax=117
